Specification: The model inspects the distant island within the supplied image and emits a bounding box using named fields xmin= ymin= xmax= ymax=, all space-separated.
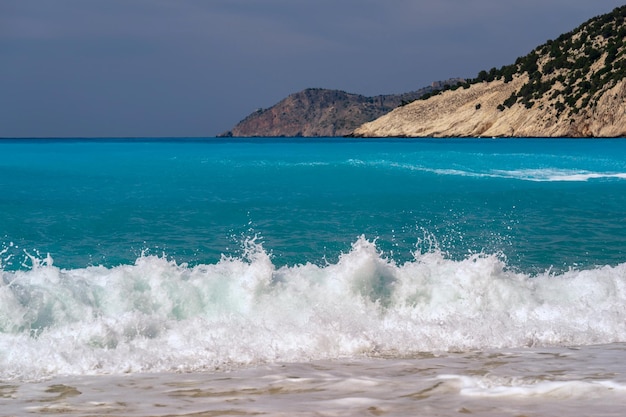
xmin=224 ymin=5 xmax=626 ymax=138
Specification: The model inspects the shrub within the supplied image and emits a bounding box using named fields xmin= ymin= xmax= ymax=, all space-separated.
xmin=503 ymin=92 xmax=518 ymax=108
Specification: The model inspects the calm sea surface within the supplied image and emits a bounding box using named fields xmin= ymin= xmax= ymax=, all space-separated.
xmin=1 ymin=137 xmax=626 ymax=416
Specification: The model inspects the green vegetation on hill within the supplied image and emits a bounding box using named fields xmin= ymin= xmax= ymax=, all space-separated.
xmin=494 ymin=6 xmax=626 ymax=115
xmin=418 ymin=6 xmax=626 ymax=117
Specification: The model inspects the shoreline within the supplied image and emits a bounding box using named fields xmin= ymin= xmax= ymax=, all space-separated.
xmin=4 ymin=344 xmax=626 ymax=417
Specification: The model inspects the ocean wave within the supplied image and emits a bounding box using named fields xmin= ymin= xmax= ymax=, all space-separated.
xmin=1 ymin=236 xmax=625 ymax=380
xmin=489 ymin=169 xmax=626 ymax=182
xmin=347 ymin=160 xmax=626 ymax=182
xmin=425 ymin=166 xmax=626 ymax=182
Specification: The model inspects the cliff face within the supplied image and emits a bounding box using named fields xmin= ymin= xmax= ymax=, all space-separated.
xmin=220 ymin=82 xmax=462 ymax=137
xmin=222 ymin=89 xmax=388 ymax=137
xmin=352 ymin=77 xmax=626 ymax=138
xmin=353 ymin=6 xmax=626 ymax=138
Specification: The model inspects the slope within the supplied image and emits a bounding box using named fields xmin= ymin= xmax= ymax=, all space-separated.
xmin=353 ymin=6 xmax=626 ymax=138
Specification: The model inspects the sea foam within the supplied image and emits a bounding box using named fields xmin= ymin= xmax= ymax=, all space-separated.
xmin=438 ymin=374 xmax=626 ymax=399
xmin=1 ymin=236 xmax=625 ymax=380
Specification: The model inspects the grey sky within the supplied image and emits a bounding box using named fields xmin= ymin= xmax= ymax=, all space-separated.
xmin=1 ymin=0 xmax=624 ymax=137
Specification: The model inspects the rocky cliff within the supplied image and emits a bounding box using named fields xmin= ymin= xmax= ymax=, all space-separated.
xmin=220 ymin=81 xmax=461 ymax=137
xmin=353 ymin=6 xmax=626 ymax=138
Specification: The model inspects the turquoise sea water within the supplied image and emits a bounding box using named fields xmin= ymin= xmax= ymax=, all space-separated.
xmin=3 ymin=138 xmax=626 ymax=416
xmin=2 ymin=138 xmax=626 ymax=272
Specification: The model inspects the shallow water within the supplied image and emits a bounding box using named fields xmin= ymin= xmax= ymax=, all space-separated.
xmin=4 ymin=344 xmax=626 ymax=417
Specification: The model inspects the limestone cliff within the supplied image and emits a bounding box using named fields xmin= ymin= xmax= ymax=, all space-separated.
xmin=353 ymin=6 xmax=626 ymax=138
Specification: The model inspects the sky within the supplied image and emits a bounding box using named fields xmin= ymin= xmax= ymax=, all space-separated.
xmin=1 ymin=0 xmax=625 ymax=137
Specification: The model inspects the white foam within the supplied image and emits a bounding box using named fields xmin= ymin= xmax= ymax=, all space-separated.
xmin=438 ymin=374 xmax=626 ymax=399
xmin=1 ymin=236 xmax=626 ymax=380
xmin=370 ymin=159 xmax=626 ymax=182
xmin=490 ymin=169 xmax=626 ymax=182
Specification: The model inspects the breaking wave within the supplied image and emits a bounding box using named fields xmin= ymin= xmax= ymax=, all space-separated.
xmin=1 ymin=236 xmax=625 ymax=380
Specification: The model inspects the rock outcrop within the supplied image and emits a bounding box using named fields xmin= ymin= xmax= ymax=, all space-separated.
xmin=353 ymin=6 xmax=626 ymax=138
xmin=220 ymin=81 xmax=462 ymax=137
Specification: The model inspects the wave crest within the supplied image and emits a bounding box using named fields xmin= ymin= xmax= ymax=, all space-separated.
xmin=1 ymin=236 xmax=625 ymax=380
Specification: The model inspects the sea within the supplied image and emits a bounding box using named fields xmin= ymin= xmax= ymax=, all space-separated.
xmin=1 ymin=137 xmax=626 ymax=416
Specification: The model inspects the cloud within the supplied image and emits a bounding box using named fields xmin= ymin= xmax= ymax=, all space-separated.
xmin=1 ymin=0 xmax=625 ymax=136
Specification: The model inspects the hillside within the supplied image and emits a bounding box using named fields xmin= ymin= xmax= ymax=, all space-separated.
xmin=219 ymin=81 xmax=462 ymax=137
xmin=353 ymin=6 xmax=626 ymax=138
